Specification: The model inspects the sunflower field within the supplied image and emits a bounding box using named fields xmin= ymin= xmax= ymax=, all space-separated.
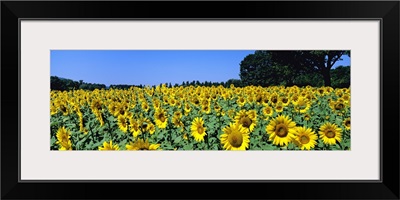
xmin=50 ymin=84 xmax=351 ymax=151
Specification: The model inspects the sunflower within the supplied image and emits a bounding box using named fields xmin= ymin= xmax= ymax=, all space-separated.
xmin=126 ymin=138 xmax=161 ymax=150
xmin=184 ymin=103 xmax=191 ymax=115
xmin=138 ymin=117 xmax=153 ymax=133
xmin=291 ymin=93 xmax=300 ymax=104
xmin=90 ymin=99 xmax=103 ymax=112
xmin=169 ymin=98 xmax=177 ymax=107
xmin=154 ymin=109 xmax=168 ymax=129
xmin=220 ymin=123 xmax=250 ymax=150
xmin=98 ymin=140 xmax=119 ymax=150
xmin=152 ymin=98 xmax=161 ymax=110
xmin=303 ymin=113 xmax=311 ymax=121
xmin=317 ymin=87 xmax=326 ymax=96
xmin=213 ymin=102 xmax=222 ymax=113
xmin=280 ymin=96 xmax=290 ymax=106
xmin=266 ymin=115 xmax=297 ymax=147
xmin=190 ymin=117 xmax=207 ymax=142
xmin=342 ymin=94 xmax=351 ymax=104
xmin=319 ymin=122 xmax=342 ymax=145
xmin=331 ymin=101 xmax=346 ymax=113
xmin=255 ymin=93 xmax=263 ymax=105
xmin=270 ymin=93 xmax=279 ymax=105
xmin=293 ymin=127 xmax=318 ymax=150
xmin=236 ymin=96 xmax=246 ymax=107
xmin=294 ymin=97 xmax=311 ymax=114
xmin=261 ymin=93 xmax=270 ymax=106
xmin=262 ymin=105 xmax=274 ymax=118
xmin=50 ymin=103 xmax=58 ymax=115
xmin=55 ymin=126 xmax=72 ymax=150
xmin=234 ymin=110 xmax=257 ymax=132
xmin=201 ymin=104 xmax=211 ymax=114
xmin=191 ymin=97 xmax=201 ymax=107
xmin=114 ymin=102 xmax=128 ymax=116
xmin=172 ymin=115 xmax=184 ymax=130
xmin=141 ymin=101 xmax=150 ymax=112
xmin=58 ymin=102 xmax=70 ymax=116
xmin=275 ymin=101 xmax=284 ymax=113
xmin=108 ymin=102 xmax=118 ymax=115
xmin=129 ymin=118 xmax=142 ymax=138
xmin=117 ymin=115 xmax=129 ymax=133
xmin=343 ymin=118 xmax=351 ymax=130
xmin=147 ymin=123 xmax=156 ymax=134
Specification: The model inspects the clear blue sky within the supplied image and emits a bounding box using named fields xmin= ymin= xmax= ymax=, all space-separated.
xmin=50 ymin=50 xmax=350 ymax=87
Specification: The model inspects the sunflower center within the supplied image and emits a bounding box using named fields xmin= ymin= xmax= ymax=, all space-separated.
xmin=197 ymin=126 xmax=204 ymax=134
xmin=275 ymin=124 xmax=288 ymax=137
xmin=326 ymin=130 xmax=335 ymax=138
xmin=159 ymin=114 xmax=166 ymax=122
xmin=240 ymin=117 xmax=252 ymax=128
xmin=300 ymin=135 xmax=310 ymax=144
xmin=271 ymin=97 xmax=278 ymax=104
xmin=335 ymin=103 xmax=344 ymax=110
xmin=119 ymin=109 xmax=125 ymax=115
xmin=228 ymin=131 xmax=243 ymax=148
xmin=345 ymin=120 xmax=350 ymax=127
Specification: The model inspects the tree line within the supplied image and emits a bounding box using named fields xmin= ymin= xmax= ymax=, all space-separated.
xmin=51 ymin=76 xmax=107 ymax=91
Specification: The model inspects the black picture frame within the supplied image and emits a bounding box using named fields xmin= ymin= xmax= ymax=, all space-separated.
xmin=1 ymin=1 xmax=399 ymax=199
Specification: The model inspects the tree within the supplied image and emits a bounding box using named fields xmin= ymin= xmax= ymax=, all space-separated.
xmin=269 ymin=50 xmax=349 ymax=87
xmin=226 ymin=79 xmax=243 ymax=87
xmin=239 ymin=51 xmax=296 ymax=87
xmin=331 ymin=65 xmax=350 ymax=88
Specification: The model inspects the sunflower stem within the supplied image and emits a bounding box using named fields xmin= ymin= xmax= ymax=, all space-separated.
xmin=106 ymin=117 xmax=113 ymax=141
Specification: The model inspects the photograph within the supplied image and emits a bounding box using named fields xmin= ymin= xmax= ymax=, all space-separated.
xmin=50 ymin=50 xmax=351 ymax=151
xmin=1 ymin=0 xmax=398 ymax=199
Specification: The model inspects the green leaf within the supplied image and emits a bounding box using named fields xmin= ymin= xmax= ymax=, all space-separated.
xmin=335 ymin=118 xmax=342 ymax=126
xmin=318 ymin=142 xmax=324 ymax=148
xmin=50 ymin=136 xmax=56 ymax=145
xmin=62 ymin=117 xmax=71 ymax=122
xmin=288 ymin=143 xmax=295 ymax=150
xmin=157 ymin=133 xmax=164 ymax=140
xmin=174 ymin=136 xmax=182 ymax=144
xmin=183 ymin=144 xmax=193 ymax=150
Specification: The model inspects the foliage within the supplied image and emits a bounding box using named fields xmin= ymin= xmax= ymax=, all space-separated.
xmin=239 ymin=50 xmax=350 ymax=87
xmin=51 ymin=76 xmax=106 ymax=91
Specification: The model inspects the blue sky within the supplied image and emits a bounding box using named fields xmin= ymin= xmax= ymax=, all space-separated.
xmin=50 ymin=50 xmax=350 ymax=87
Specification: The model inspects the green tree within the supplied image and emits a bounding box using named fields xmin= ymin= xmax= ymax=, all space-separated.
xmin=239 ymin=51 xmax=296 ymax=87
xmin=331 ymin=65 xmax=350 ymax=88
xmin=269 ymin=50 xmax=349 ymax=87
